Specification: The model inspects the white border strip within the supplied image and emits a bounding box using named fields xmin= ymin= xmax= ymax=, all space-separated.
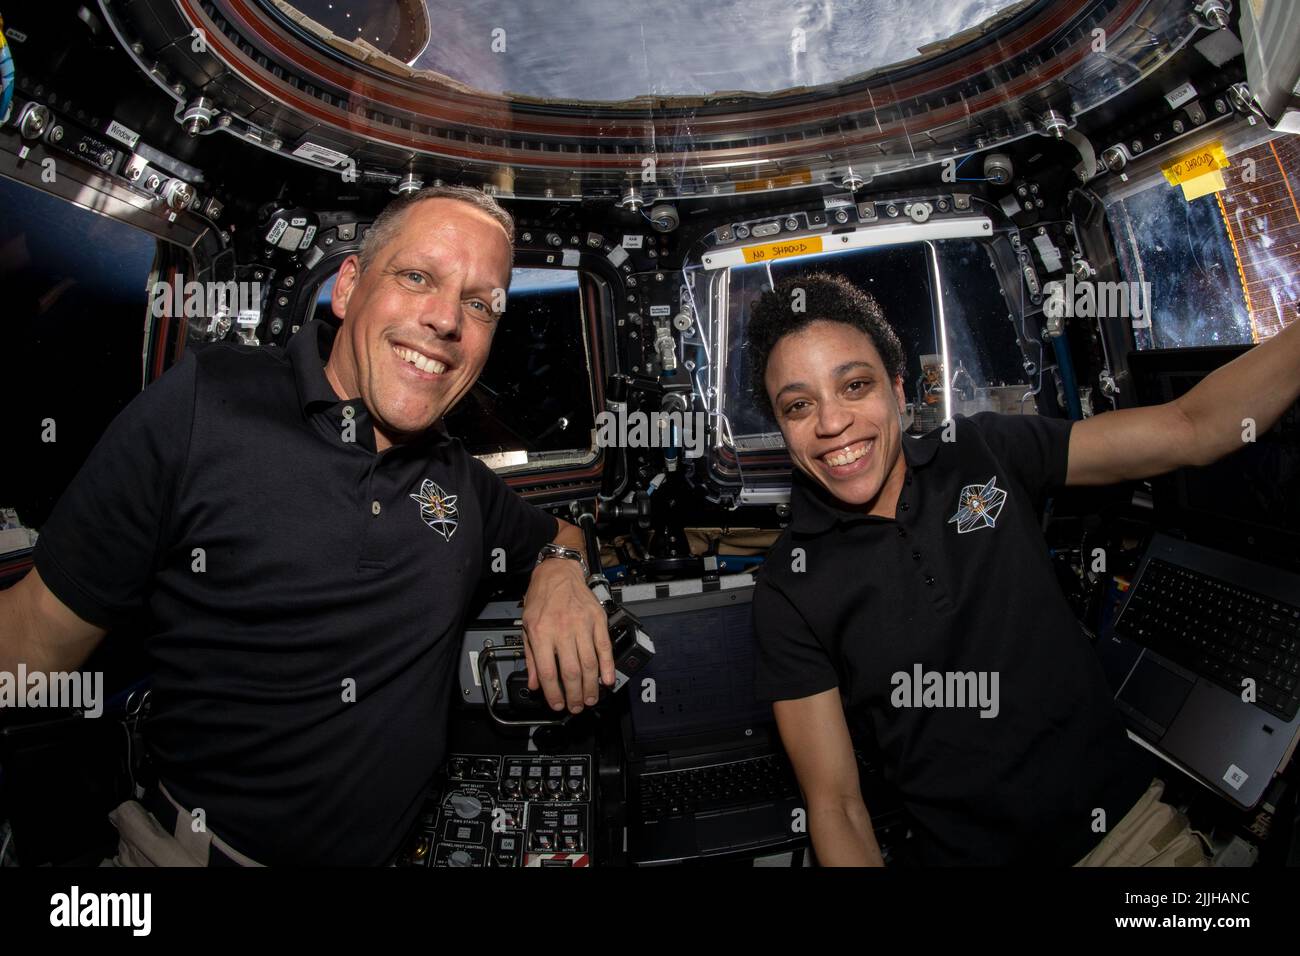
xmin=700 ymin=217 xmax=993 ymax=271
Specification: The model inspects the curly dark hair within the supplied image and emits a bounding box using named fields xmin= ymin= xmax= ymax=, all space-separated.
xmin=745 ymin=271 xmax=906 ymax=419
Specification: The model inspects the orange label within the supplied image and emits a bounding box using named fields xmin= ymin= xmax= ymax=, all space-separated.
xmin=741 ymin=236 xmax=824 ymax=264
xmin=734 ymin=170 xmax=813 ymax=192
xmin=1162 ymin=142 xmax=1230 ymax=185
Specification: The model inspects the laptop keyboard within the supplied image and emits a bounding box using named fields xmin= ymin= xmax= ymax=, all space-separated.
xmin=1117 ymin=558 xmax=1300 ymax=721
xmin=637 ymin=754 xmax=799 ymax=823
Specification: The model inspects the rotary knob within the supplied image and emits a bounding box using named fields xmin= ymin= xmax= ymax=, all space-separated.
xmin=448 ymin=793 xmax=483 ymax=819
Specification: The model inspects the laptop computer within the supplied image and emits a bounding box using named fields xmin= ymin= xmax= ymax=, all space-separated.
xmin=1104 ymin=347 xmax=1300 ymax=809
xmin=616 ymin=579 xmax=805 ymax=865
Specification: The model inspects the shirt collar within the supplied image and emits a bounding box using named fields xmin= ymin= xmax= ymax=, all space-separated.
xmin=290 ymin=320 xmax=343 ymax=414
xmin=788 ymin=433 xmax=941 ymax=535
xmin=288 ymin=320 xmax=452 ymax=447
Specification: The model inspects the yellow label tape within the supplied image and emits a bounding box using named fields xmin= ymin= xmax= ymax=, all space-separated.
xmin=741 ymin=236 xmax=824 ymax=264
xmin=1180 ymin=169 xmax=1226 ymax=201
xmin=734 ymin=170 xmax=812 ymax=192
xmin=1161 ymin=142 xmax=1230 ymax=186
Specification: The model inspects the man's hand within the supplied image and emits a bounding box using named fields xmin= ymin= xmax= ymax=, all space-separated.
xmin=520 ymin=524 xmax=614 ymax=714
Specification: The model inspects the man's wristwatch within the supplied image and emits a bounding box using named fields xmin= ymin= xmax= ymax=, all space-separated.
xmin=535 ymin=542 xmax=589 ymax=576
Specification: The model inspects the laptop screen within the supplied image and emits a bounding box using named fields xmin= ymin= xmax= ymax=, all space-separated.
xmin=628 ymin=590 xmax=771 ymax=742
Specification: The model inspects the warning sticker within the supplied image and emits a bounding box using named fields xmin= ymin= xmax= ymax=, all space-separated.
xmin=1162 ymin=142 xmax=1230 ymax=201
xmin=741 ymin=236 xmax=823 ymax=264
xmin=1161 ymin=142 xmax=1230 ymax=186
xmin=735 ymin=170 xmax=812 ymax=192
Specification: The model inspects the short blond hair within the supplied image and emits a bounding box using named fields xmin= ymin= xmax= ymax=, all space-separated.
xmin=358 ymin=185 xmax=515 ymax=277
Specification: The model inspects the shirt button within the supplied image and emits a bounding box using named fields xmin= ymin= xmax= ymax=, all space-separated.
xmin=371 ymin=500 xmax=382 ymax=516
xmin=897 ymin=527 xmax=907 ymax=538
xmin=912 ymin=550 xmax=921 ymax=561
xmin=900 ymin=501 xmax=910 ymax=511
xmin=925 ymin=575 xmax=936 ymax=586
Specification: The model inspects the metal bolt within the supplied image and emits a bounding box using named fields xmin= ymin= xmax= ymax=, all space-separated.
xmin=1102 ymin=146 xmax=1127 ymax=172
xmin=1202 ymin=0 xmax=1229 ymax=29
xmin=1040 ymin=109 xmax=1069 ymax=139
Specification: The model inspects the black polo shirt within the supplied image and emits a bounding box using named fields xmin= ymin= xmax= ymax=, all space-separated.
xmin=754 ymin=413 xmax=1153 ymax=866
xmin=34 ymin=321 xmax=557 ymax=864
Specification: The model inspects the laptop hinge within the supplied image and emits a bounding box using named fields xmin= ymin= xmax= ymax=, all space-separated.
xmin=642 ymin=753 xmax=671 ymax=771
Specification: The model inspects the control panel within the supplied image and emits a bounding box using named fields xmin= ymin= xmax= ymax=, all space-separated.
xmin=400 ymin=754 xmax=594 ymax=868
